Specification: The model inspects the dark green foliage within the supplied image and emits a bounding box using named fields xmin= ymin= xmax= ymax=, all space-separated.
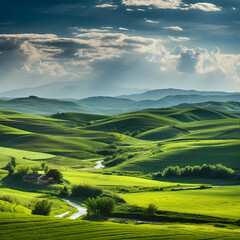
xmin=8 ymin=164 xmax=15 ymax=175
xmin=32 ymin=200 xmax=51 ymax=216
xmin=44 ymin=166 xmax=49 ymax=174
xmin=41 ymin=162 xmax=46 ymax=170
xmin=10 ymin=157 xmax=17 ymax=168
xmin=16 ymin=166 xmax=32 ymax=176
xmin=105 ymin=157 xmax=127 ymax=167
xmin=143 ymin=203 xmax=158 ymax=218
xmin=154 ymin=164 xmax=236 ymax=179
xmin=71 ymin=184 xmax=102 ymax=198
xmin=46 ymin=169 xmax=63 ymax=182
xmin=86 ymin=196 xmax=115 ymax=216
xmin=60 ymin=186 xmax=70 ymax=197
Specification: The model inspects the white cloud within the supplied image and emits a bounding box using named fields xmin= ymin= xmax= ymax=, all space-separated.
xmin=122 ymin=0 xmax=222 ymax=12
xmin=95 ymin=4 xmax=118 ymax=9
xmin=189 ymin=3 xmax=221 ymax=12
xmin=122 ymin=0 xmax=183 ymax=10
xmin=145 ymin=19 xmax=160 ymax=24
xmin=119 ymin=27 xmax=129 ymax=31
xmin=164 ymin=26 xmax=183 ymax=31
xmin=168 ymin=36 xmax=190 ymax=42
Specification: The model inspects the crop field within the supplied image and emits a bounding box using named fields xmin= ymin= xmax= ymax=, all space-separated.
xmin=1 ymin=213 xmax=240 ymax=240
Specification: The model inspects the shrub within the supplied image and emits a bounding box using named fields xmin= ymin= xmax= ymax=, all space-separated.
xmin=8 ymin=164 xmax=15 ymax=175
xmin=10 ymin=157 xmax=17 ymax=168
xmin=32 ymin=200 xmax=52 ymax=216
xmin=16 ymin=166 xmax=32 ymax=176
xmin=143 ymin=203 xmax=158 ymax=218
xmin=105 ymin=157 xmax=127 ymax=167
xmin=86 ymin=196 xmax=115 ymax=216
xmin=60 ymin=186 xmax=70 ymax=197
xmin=41 ymin=162 xmax=46 ymax=170
xmin=71 ymin=184 xmax=102 ymax=198
xmin=154 ymin=164 xmax=236 ymax=179
xmin=46 ymin=169 xmax=63 ymax=182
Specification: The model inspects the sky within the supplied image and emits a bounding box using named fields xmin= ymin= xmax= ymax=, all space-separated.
xmin=0 ymin=0 xmax=240 ymax=96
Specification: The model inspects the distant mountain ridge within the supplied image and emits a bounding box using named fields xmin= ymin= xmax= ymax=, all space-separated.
xmin=1 ymin=89 xmax=240 ymax=115
xmin=118 ymin=88 xmax=236 ymax=101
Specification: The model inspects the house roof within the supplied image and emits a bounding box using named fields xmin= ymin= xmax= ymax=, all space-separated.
xmin=23 ymin=174 xmax=43 ymax=179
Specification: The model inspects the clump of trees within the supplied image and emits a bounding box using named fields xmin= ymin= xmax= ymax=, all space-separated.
xmin=5 ymin=157 xmax=17 ymax=175
xmin=143 ymin=203 xmax=158 ymax=218
xmin=153 ymin=164 xmax=237 ymax=179
xmin=86 ymin=196 xmax=115 ymax=216
xmin=71 ymin=184 xmax=103 ymax=198
xmin=32 ymin=200 xmax=52 ymax=216
xmin=46 ymin=169 xmax=63 ymax=182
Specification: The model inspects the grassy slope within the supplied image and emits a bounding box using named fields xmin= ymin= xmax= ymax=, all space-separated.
xmin=1 ymin=213 xmax=240 ymax=240
xmin=0 ymin=110 xmax=119 ymax=160
xmin=119 ymin=186 xmax=240 ymax=219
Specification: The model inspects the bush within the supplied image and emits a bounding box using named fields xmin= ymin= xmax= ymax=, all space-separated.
xmin=154 ymin=164 xmax=236 ymax=179
xmin=8 ymin=164 xmax=15 ymax=175
xmin=71 ymin=184 xmax=102 ymax=198
xmin=32 ymin=200 xmax=52 ymax=216
xmin=60 ymin=186 xmax=70 ymax=197
xmin=46 ymin=169 xmax=63 ymax=182
xmin=143 ymin=203 xmax=158 ymax=218
xmin=16 ymin=166 xmax=32 ymax=176
xmin=86 ymin=196 xmax=115 ymax=216
xmin=105 ymin=157 xmax=127 ymax=167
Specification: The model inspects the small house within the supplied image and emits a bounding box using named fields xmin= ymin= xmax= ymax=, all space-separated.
xmin=23 ymin=174 xmax=57 ymax=185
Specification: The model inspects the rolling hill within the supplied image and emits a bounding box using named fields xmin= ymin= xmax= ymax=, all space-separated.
xmin=118 ymin=88 xmax=236 ymax=101
xmin=175 ymin=101 xmax=240 ymax=113
xmin=0 ymin=96 xmax=96 ymax=115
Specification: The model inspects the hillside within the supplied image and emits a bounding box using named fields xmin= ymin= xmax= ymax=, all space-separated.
xmin=0 ymin=96 xmax=95 ymax=115
xmin=175 ymin=101 xmax=240 ymax=113
xmin=118 ymin=89 xmax=235 ymax=101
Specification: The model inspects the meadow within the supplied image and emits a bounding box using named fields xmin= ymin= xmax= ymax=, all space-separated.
xmin=0 ymin=107 xmax=240 ymax=239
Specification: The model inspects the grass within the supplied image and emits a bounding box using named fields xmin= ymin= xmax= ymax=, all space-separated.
xmin=62 ymin=171 xmax=191 ymax=187
xmin=119 ymin=186 xmax=240 ymax=220
xmin=1 ymin=106 xmax=240 ymax=238
xmin=0 ymin=213 xmax=240 ymax=240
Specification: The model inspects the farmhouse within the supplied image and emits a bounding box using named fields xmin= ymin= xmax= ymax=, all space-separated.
xmin=23 ymin=174 xmax=57 ymax=184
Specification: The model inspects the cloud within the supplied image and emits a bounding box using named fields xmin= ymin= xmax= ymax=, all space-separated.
xmin=164 ymin=26 xmax=183 ymax=31
xmin=168 ymin=36 xmax=190 ymax=42
xmin=189 ymin=3 xmax=221 ymax=12
xmin=171 ymin=46 xmax=240 ymax=81
xmin=119 ymin=27 xmax=130 ymax=31
xmin=95 ymin=4 xmax=118 ymax=9
xmin=145 ymin=19 xmax=160 ymax=24
xmin=122 ymin=0 xmax=183 ymax=10
xmin=121 ymin=0 xmax=222 ymax=12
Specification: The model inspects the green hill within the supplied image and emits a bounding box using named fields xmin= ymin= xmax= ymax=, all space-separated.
xmin=175 ymin=101 xmax=240 ymax=113
xmin=0 ymin=96 xmax=95 ymax=115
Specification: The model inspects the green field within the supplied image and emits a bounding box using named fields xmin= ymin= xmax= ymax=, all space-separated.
xmin=119 ymin=186 xmax=240 ymax=219
xmin=1 ymin=213 xmax=240 ymax=240
xmin=1 ymin=106 xmax=240 ymax=239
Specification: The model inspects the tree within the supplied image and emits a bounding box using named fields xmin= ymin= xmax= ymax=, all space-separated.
xmin=32 ymin=200 xmax=52 ymax=216
xmin=143 ymin=203 xmax=158 ymax=218
xmin=86 ymin=197 xmax=115 ymax=216
xmin=41 ymin=162 xmax=46 ymax=170
xmin=44 ymin=166 xmax=49 ymax=174
xmin=10 ymin=157 xmax=17 ymax=168
xmin=8 ymin=163 xmax=15 ymax=175
xmin=46 ymin=169 xmax=63 ymax=182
